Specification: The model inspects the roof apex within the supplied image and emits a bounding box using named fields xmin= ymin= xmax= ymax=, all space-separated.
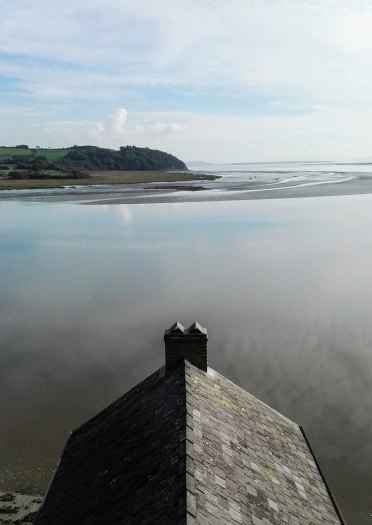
xmin=167 ymin=321 xmax=185 ymax=334
xmin=187 ymin=321 xmax=205 ymax=334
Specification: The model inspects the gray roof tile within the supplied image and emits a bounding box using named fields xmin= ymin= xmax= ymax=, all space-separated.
xmin=185 ymin=361 xmax=342 ymax=525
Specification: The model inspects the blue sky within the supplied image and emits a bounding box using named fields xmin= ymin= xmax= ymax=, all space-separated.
xmin=1 ymin=0 xmax=372 ymax=162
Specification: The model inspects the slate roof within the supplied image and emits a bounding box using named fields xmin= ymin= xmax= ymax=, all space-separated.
xmin=35 ymin=366 xmax=187 ymax=524
xmin=35 ymin=361 xmax=343 ymax=525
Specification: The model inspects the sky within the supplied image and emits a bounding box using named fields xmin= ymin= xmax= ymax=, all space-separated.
xmin=1 ymin=0 xmax=372 ymax=162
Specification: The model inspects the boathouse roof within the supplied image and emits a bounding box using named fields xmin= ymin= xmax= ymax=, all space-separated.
xmin=35 ymin=323 xmax=344 ymax=524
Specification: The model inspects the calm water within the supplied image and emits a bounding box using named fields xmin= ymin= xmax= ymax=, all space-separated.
xmin=188 ymin=160 xmax=372 ymax=173
xmin=1 ymin=196 xmax=372 ymax=523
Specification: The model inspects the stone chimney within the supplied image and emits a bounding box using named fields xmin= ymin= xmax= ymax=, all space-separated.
xmin=164 ymin=321 xmax=208 ymax=372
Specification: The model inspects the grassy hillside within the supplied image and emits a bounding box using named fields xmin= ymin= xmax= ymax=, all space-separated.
xmin=0 ymin=147 xmax=32 ymax=156
xmin=0 ymin=147 xmax=71 ymax=161
xmin=37 ymin=148 xmax=72 ymax=161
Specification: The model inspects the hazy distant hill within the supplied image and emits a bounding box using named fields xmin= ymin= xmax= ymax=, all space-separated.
xmin=349 ymin=156 xmax=372 ymax=163
xmin=186 ymin=161 xmax=214 ymax=166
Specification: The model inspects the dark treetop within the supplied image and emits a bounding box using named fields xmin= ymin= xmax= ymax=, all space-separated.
xmin=58 ymin=145 xmax=188 ymax=172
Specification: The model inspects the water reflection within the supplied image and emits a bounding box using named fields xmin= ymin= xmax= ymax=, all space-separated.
xmin=1 ymin=196 xmax=372 ymax=523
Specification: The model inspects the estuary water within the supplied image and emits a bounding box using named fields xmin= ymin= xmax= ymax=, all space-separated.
xmin=1 ymin=188 xmax=372 ymax=522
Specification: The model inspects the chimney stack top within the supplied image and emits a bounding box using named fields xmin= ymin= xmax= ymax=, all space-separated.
xmin=164 ymin=321 xmax=208 ymax=371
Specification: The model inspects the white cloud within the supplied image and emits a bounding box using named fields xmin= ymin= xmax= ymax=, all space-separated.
xmin=151 ymin=123 xmax=183 ymax=135
xmin=0 ymin=108 xmax=184 ymax=150
xmin=325 ymin=9 xmax=372 ymax=57
xmin=105 ymin=109 xmax=128 ymax=136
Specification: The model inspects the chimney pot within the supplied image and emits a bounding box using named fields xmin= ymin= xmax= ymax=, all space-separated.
xmin=164 ymin=321 xmax=208 ymax=371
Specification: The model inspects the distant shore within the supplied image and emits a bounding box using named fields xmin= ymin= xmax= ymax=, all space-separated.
xmin=0 ymin=170 xmax=219 ymax=191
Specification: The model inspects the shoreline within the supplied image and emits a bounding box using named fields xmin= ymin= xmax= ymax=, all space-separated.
xmin=2 ymin=171 xmax=372 ymax=205
xmin=0 ymin=171 xmax=219 ymax=191
xmin=0 ymin=491 xmax=42 ymax=524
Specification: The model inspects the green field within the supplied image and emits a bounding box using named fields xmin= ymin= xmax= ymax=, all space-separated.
xmin=36 ymin=148 xmax=71 ymax=161
xmin=0 ymin=147 xmax=70 ymax=161
xmin=0 ymin=147 xmax=32 ymax=157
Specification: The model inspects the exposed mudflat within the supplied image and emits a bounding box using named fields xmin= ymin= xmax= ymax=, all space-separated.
xmin=0 ymin=492 xmax=42 ymax=524
xmin=1 ymin=166 xmax=372 ymax=204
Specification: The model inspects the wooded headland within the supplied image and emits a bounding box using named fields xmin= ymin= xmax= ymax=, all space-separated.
xmin=0 ymin=145 xmax=217 ymax=189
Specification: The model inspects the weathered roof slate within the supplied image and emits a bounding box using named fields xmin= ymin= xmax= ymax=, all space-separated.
xmin=35 ymin=361 xmax=342 ymax=524
xmin=185 ymin=361 xmax=341 ymax=524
